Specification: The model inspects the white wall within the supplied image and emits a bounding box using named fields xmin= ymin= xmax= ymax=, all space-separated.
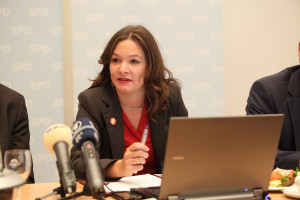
xmin=222 ymin=0 xmax=300 ymax=115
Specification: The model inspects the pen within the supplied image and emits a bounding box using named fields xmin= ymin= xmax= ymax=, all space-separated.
xmin=141 ymin=125 xmax=149 ymax=144
xmin=133 ymin=125 xmax=149 ymax=174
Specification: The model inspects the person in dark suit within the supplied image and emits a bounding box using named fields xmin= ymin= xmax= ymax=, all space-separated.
xmin=246 ymin=65 xmax=300 ymax=169
xmin=70 ymin=25 xmax=188 ymax=180
xmin=0 ymin=83 xmax=35 ymax=183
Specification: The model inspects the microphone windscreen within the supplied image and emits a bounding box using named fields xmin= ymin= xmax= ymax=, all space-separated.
xmin=71 ymin=117 xmax=99 ymax=150
xmin=43 ymin=124 xmax=72 ymax=154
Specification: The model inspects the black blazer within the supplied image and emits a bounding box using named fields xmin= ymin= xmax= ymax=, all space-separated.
xmin=70 ymin=82 xmax=188 ymax=180
xmin=0 ymin=84 xmax=35 ymax=183
xmin=246 ymin=65 xmax=300 ymax=169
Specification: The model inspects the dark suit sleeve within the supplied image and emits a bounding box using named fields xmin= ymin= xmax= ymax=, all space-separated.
xmin=168 ymin=82 xmax=188 ymax=117
xmin=275 ymin=150 xmax=300 ymax=169
xmin=246 ymin=79 xmax=276 ymax=115
xmin=11 ymin=95 xmax=35 ymax=183
xmin=174 ymin=89 xmax=188 ymax=117
xmin=246 ymin=79 xmax=300 ymax=170
xmin=11 ymin=95 xmax=30 ymax=149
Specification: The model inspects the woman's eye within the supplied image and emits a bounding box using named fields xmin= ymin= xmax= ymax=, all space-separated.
xmin=131 ymin=59 xmax=139 ymax=64
xmin=111 ymin=58 xmax=119 ymax=63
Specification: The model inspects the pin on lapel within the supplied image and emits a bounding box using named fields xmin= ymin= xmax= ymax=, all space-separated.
xmin=110 ymin=118 xmax=116 ymax=125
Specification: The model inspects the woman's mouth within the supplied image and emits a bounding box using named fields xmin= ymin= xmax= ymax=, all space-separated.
xmin=117 ymin=78 xmax=131 ymax=83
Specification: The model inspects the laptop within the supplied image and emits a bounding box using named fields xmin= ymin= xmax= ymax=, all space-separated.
xmin=131 ymin=114 xmax=284 ymax=200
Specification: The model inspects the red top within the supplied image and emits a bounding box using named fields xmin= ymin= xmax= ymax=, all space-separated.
xmin=122 ymin=105 xmax=159 ymax=175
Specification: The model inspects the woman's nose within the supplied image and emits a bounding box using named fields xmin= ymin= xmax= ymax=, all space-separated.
xmin=119 ymin=61 xmax=129 ymax=73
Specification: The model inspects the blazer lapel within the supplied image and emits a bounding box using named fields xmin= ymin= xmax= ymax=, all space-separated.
xmin=100 ymin=87 xmax=171 ymax=164
xmin=150 ymin=103 xmax=169 ymax=171
xmin=102 ymin=88 xmax=124 ymax=159
xmin=288 ymin=68 xmax=300 ymax=149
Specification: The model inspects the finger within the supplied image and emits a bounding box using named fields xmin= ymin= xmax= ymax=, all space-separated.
xmin=123 ymin=156 xmax=146 ymax=166
xmin=133 ymin=150 xmax=149 ymax=159
xmin=132 ymin=164 xmax=144 ymax=172
xmin=120 ymin=159 xmax=144 ymax=176
xmin=124 ymin=149 xmax=149 ymax=160
xmin=133 ymin=157 xmax=147 ymax=165
xmin=127 ymin=142 xmax=149 ymax=152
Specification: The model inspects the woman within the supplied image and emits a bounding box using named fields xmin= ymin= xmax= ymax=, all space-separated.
xmin=70 ymin=25 xmax=188 ymax=180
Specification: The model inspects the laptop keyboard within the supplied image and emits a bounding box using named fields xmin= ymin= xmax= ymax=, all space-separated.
xmin=147 ymin=187 xmax=160 ymax=196
xmin=130 ymin=186 xmax=160 ymax=198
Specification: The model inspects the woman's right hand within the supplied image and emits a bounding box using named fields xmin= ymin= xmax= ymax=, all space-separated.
xmin=106 ymin=142 xmax=149 ymax=178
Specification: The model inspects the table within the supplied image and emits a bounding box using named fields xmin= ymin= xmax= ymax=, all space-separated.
xmin=268 ymin=191 xmax=296 ymax=200
xmin=12 ymin=182 xmax=295 ymax=200
xmin=13 ymin=182 xmax=97 ymax=200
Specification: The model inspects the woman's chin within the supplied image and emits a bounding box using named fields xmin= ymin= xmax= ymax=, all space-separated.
xmin=115 ymin=87 xmax=131 ymax=94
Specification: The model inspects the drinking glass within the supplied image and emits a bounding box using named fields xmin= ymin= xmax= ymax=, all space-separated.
xmin=4 ymin=149 xmax=32 ymax=200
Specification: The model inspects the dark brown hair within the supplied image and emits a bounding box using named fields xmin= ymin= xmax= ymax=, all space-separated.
xmin=90 ymin=25 xmax=180 ymax=121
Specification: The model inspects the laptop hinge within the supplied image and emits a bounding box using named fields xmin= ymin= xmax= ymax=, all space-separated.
xmin=252 ymin=188 xmax=264 ymax=199
xmin=168 ymin=195 xmax=181 ymax=200
xmin=179 ymin=188 xmax=264 ymax=200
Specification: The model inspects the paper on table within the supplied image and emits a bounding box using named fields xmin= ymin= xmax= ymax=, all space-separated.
xmin=105 ymin=174 xmax=162 ymax=193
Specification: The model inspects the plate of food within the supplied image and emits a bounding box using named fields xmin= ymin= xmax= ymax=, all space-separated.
xmin=268 ymin=167 xmax=299 ymax=191
xmin=283 ymin=185 xmax=300 ymax=198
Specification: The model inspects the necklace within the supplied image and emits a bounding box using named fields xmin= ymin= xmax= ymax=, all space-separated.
xmin=120 ymin=104 xmax=144 ymax=110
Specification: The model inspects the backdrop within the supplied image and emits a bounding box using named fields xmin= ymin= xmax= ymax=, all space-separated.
xmin=0 ymin=0 xmax=224 ymax=183
xmin=72 ymin=0 xmax=225 ymax=117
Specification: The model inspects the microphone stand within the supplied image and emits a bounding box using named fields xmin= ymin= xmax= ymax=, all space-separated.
xmin=35 ymin=181 xmax=105 ymax=200
xmin=35 ymin=161 xmax=105 ymax=199
xmin=63 ymin=182 xmax=105 ymax=200
xmin=35 ymin=179 xmax=66 ymax=200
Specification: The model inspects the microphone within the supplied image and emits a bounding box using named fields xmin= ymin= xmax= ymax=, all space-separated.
xmin=43 ymin=124 xmax=76 ymax=194
xmin=71 ymin=118 xmax=104 ymax=198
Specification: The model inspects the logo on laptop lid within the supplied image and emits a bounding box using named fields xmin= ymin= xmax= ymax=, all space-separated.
xmin=172 ymin=156 xmax=184 ymax=160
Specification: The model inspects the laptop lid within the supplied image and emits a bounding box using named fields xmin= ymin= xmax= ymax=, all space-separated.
xmin=159 ymin=114 xmax=284 ymax=199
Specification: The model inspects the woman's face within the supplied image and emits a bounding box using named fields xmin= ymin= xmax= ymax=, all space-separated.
xmin=110 ymin=39 xmax=147 ymax=97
